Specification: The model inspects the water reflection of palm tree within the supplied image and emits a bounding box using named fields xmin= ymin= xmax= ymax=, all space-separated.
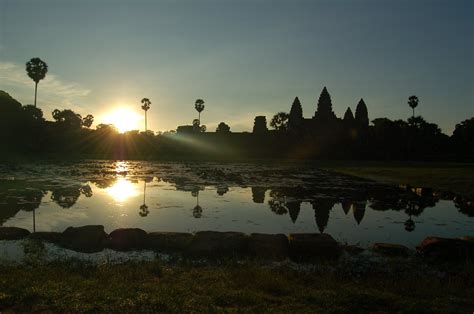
xmin=139 ymin=180 xmax=149 ymax=217
xmin=193 ymin=189 xmax=203 ymax=218
xmin=404 ymin=217 xmax=415 ymax=232
xmin=403 ymin=201 xmax=420 ymax=232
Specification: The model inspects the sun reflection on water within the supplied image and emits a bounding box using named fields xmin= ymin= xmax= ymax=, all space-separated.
xmin=106 ymin=177 xmax=139 ymax=203
xmin=114 ymin=161 xmax=129 ymax=174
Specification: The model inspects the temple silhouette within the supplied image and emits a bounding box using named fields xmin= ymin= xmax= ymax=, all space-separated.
xmin=1 ymin=85 xmax=473 ymax=161
xmin=286 ymin=87 xmax=369 ymax=135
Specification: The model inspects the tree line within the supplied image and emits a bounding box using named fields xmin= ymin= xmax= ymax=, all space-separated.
xmin=0 ymin=57 xmax=472 ymax=160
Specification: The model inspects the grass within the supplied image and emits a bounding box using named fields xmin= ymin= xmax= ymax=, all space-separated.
xmin=319 ymin=161 xmax=474 ymax=198
xmin=0 ymin=260 xmax=473 ymax=313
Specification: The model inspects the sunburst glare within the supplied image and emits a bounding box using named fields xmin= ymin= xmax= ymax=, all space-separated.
xmin=103 ymin=107 xmax=142 ymax=133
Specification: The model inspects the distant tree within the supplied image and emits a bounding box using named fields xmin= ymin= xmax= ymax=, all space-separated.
xmin=453 ymin=118 xmax=474 ymax=140
xmin=23 ymin=105 xmax=44 ymax=121
xmin=407 ymin=115 xmax=426 ymax=129
xmin=313 ymin=87 xmax=336 ymax=122
xmin=355 ymin=99 xmax=369 ymax=128
xmin=452 ymin=118 xmax=474 ymax=154
xmin=192 ymin=119 xmax=206 ymax=132
xmin=82 ymin=114 xmax=94 ymax=128
xmin=96 ymin=123 xmax=118 ymax=133
xmin=125 ymin=130 xmax=140 ymax=136
xmin=25 ymin=58 xmax=48 ymax=108
xmin=288 ymin=97 xmax=303 ymax=130
xmin=52 ymin=109 xmax=82 ymax=129
xmin=141 ymin=98 xmax=151 ymax=132
xmin=216 ymin=122 xmax=231 ymax=133
xmin=194 ymin=99 xmax=205 ymax=125
xmin=408 ymin=95 xmax=419 ymax=118
xmin=253 ymin=116 xmax=268 ymax=134
xmin=192 ymin=119 xmax=200 ymax=132
xmin=270 ymin=112 xmax=289 ymax=131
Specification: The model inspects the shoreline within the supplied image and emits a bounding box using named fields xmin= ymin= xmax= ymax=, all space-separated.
xmin=1 ymin=226 xmax=473 ymax=263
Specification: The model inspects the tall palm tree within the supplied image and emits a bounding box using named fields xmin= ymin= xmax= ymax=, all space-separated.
xmin=141 ymin=98 xmax=151 ymax=131
xmin=26 ymin=58 xmax=48 ymax=108
xmin=408 ymin=95 xmax=419 ymax=118
xmin=194 ymin=99 xmax=205 ymax=125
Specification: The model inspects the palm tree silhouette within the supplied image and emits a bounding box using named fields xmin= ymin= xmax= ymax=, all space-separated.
xmin=194 ymin=99 xmax=205 ymax=125
xmin=141 ymin=98 xmax=151 ymax=131
xmin=408 ymin=95 xmax=419 ymax=119
xmin=25 ymin=58 xmax=48 ymax=108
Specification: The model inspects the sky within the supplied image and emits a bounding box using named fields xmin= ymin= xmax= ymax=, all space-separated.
xmin=0 ymin=0 xmax=473 ymax=134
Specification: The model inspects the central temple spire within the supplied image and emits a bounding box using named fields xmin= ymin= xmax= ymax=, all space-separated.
xmin=313 ymin=87 xmax=336 ymax=122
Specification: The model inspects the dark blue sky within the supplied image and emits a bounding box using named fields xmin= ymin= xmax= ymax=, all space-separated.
xmin=1 ymin=0 xmax=472 ymax=133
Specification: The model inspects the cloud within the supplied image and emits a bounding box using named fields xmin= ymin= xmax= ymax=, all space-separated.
xmin=0 ymin=61 xmax=91 ymax=114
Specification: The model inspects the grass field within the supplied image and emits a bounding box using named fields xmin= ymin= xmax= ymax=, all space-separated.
xmin=320 ymin=161 xmax=474 ymax=198
xmin=0 ymin=260 xmax=473 ymax=313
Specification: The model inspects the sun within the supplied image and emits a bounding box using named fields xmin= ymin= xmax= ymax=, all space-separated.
xmin=103 ymin=107 xmax=142 ymax=133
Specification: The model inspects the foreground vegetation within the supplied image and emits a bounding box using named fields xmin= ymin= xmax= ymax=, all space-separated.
xmin=321 ymin=161 xmax=474 ymax=198
xmin=0 ymin=259 xmax=473 ymax=313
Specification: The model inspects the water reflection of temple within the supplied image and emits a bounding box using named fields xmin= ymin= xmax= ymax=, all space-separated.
xmin=312 ymin=199 xmax=335 ymax=233
xmin=286 ymin=201 xmax=301 ymax=223
xmin=251 ymin=187 xmax=266 ymax=203
xmin=216 ymin=185 xmax=229 ymax=196
xmin=263 ymin=186 xmax=444 ymax=232
xmin=2 ymin=175 xmax=472 ymax=234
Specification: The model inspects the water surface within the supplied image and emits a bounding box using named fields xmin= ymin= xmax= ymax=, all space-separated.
xmin=1 ymin=161 xmax=472 ymax=248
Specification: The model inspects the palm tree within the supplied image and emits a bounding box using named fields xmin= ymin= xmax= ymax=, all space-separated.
xmin=408 ymin=95 xmax=419 ymax=118
xmin=194 ymin=99 xmax=205 ymax=125
xmin=141 ymin=98 xmax=151 ymax=131
xmin=25 ymin=58 xmax=48 ymax=108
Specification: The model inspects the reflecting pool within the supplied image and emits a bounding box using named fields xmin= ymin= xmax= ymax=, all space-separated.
xmin=0 ymin=161 xmax=472 ymax=248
